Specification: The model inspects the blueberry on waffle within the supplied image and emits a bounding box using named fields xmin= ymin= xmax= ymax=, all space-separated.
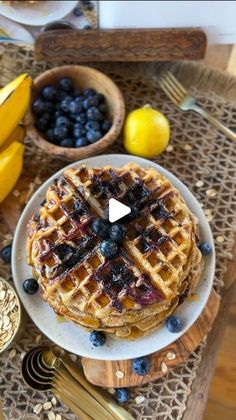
xmin=26 ymin=163 xmax=203 ymax=340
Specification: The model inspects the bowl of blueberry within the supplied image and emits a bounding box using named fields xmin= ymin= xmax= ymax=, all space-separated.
xmin=26 ymin=65 xmax=125 ymax=161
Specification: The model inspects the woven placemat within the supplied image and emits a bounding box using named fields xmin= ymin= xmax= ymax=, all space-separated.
xmin=0 ymin=44 xmax=236 ymax=420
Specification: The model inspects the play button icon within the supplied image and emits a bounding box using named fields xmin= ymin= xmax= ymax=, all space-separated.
xmin=109 ymin=198 xmax=131 ymax=223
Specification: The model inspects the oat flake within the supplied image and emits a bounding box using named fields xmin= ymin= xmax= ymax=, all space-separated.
xmin=135 ymin=395 xmax=146 ymax=404
xmin=183 ymin=144 xmax=192 ymax=150
xmin=43 ymin=402 xmax=52 ymax=410
xmin=8 ymin=348 xmax=16 ymax=359
xmin=216 ymin=235 xmax=225 ymax=243
xmin=51 ymin=397 xmax=57 ymax=406
xmin=161 ymin=362 xmax=168 ymax=373
xmin=166 ymin=145 xmax=174 ymax=152
xmin=55 ymin=415 xmax=62 ymax=420
xmin=166 ymin=351 xmax=176 ymax=360
xmin=206 ymin=188 xmax=217 ymax=198
xmin=195 ymin=180 xmax=204 ymax=187
xmin=116 ymin=370 xmax=124 ymax=379
xmin=48 ymin=411 xmax=56 ymax=420
xmin=33 ymin=404 xmax=43 ymax=415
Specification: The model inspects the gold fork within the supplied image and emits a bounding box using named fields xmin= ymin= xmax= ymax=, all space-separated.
xmin=158 ymin=71 xmax=236 ymax=143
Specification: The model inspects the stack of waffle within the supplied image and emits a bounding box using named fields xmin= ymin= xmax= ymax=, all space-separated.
xmin=26 ymin=163 xmax=203 ymax=339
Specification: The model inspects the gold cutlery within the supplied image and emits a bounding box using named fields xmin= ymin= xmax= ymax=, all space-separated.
xmin=158 ymin=71 xmax=236 ymax=143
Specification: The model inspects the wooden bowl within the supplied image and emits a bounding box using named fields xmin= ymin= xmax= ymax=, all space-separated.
xmin=26 ymin=65 xmax=125 ymax=161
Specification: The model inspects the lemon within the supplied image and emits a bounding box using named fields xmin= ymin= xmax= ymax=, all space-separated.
xmin=123 ymin=105 xmax=170 ymax=158
xmin=0 ymin=141 xmax=24 ymax=202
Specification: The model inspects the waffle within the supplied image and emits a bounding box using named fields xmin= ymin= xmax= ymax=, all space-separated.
xmin=26 ymin=163 xmax=203 ymax=340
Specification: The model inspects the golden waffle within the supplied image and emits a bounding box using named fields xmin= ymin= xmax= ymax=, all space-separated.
xmin=26 ymin=163 xmax=203 ymax=339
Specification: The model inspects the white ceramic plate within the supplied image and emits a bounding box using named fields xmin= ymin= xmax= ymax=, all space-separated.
xmin=0 ymin=15 xmax=34 ymax=43
xmin=12 ymin=155 xmax=215 ymax=360
xmin=0 ymin=1 xmax=78 ymax=26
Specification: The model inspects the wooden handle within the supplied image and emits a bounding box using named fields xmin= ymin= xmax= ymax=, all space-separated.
xmin=35 ymin=28 xmax=207 ymax=62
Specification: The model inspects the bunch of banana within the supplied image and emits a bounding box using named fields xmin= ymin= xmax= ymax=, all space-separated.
xmin=0 ymin=73 xmax=32 ymax=202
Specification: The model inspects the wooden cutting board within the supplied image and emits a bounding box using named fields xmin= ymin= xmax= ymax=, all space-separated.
xmin=35 ymin=28 xmax=207 ymax=62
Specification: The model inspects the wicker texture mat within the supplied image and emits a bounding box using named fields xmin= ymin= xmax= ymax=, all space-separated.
xmin=0 ymin=44 xmax=236 ymax=420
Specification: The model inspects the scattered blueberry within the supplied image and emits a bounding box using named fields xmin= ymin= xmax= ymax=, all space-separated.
xmin=23 ymin=278 xmax=39 ymax=295
xmin=199 ymin=242 xmax=212 ymax=256
xmin=85 ymin=2 xmax=94 ymax=11
xmin=69 ymin=100 xmax=83 ymax=114
xmin=41 ymin=85 xmax=57 ymax=100
xmin=100 ymin=239 xmax=118 ymax=259
xmin=73 ymin=6 xmax=83 ymax=16
xmin=75 ymin=137 xmax=88 ymax=147
xmin=83 ymin=24 xmax=92 ymax=30
xmin=89 ymin=331 xmax=106 ymax=347
xmin=60 ymin=138 xmax=74 ymax=148
xmin=92 ymin=218 xmax=109 ymax=238
xmin=85 ymin=120 xmax=100 ymax=131
xmin=86 ymin=130 xmax=102 ymax=143
xmin=110 ymin=223 xmax=126 ymax=243
xmin=32 ymin=98 xmax=44 ymax=115
xmin=86 ymin=107 xmax=103 ymax=121
xmin=165 ymin=315 xmax=183 ymax=333
xmin=83 ymin=88 xmax=96 ymax=97
xmin=53 ymin=126 xmax=69 ymax=141
xmin=59 ymin=77 xmax=73 ymax=92
xmin=102 ymin=119 xmax=112 ymax=133
xmin=115 ymin=388 xmax=130 ymax=404
xmin=132 ymin=356 xmax=151 ymax=376
xmin=0 ymin=245 xmax=12 ymax=263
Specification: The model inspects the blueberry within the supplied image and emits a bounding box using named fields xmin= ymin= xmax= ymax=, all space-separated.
xmin=36 ymin=117 xmax=48 ymax=132
xmin=100 ymin=239 xmax=118 ymax=259
xmin=69 ymin=100 xmax=83 ymax=114
xmin=199 ymin=242 xmax=212 ymax=256
xmin=75 ymin=137 xmax=88 ymax=147
xmin=43 ymin=101 xmax=54 ymax=113
xmin=55 ymin=116 xmax=71 ymax=127
xmin=89 ymin=331 xmax=106 ymax=347
xmin=86 ymin=130 xmax=103 ymax=143
xmin=60 ymin=98 xmax=72 ymax=113
xmin=85 ymin=121 xmax=100 ymax=131
xmin=132 ymin=356 xmax=151 ymax=376
xmin=83 ymin=96 xmax=99 ymax=110
xmin=83 ymin=88 xmax=96 ymax=98
xmin=165 ymin=315 xmax=183 ymax=333
xmin=114 ymin=388 xmax=130 ymax=404
xmin=23 ymin=278 xmax=39 ymax=295
xmin=46 ymin=128 xmax=56 ymax=143
xmin=59 ymin=77 xmax=73 ymax=92
xmin=41 ymin=112 xmax=51 ymax=122
xmin=87 ymin=107 xmax=103 ymax=121
xmin=41 ymin=85 xmax=57 ymax=100
xmin=92 ymin=218 xmax=109 ymax=238
xmin=83 ymin=24 xmax=92 ymax=30
xmin=73 ymin=6 xmax=83 ymax=16
xmin=102 ymin=119 xmax=112 ymax=133
xmin=54 ymin=110 xmax=64 ymax=119
xmin=53 ymin=126 xmax=68 ymax=141
xmin=85 ymin=3 xmax=94 ymax=11
xmin=57 ymin=90 xmax=69 ymax=101
xmin=60 ymin=138 xmax=74 ymax=148
xmin=74 ymin=113 xmax=87 ymax=124
xmin=110 ymin=223 xmax=126 ymax=243
xmin=0 ymin=245 xmax=12 ymax=263
xmin=32 ymin=98 xmax=44 ymax=115
xmin=73 ymin=125 xmax=86 ymax=138
xmin=99 ymin=103 xmax=107 ymax=114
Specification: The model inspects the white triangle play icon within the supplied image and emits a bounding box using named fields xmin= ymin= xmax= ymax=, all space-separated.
xmin=109 ymin=198 xmax=131 ymax=223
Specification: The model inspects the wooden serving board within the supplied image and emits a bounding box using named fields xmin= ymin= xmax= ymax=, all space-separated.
xmin=81 ymin=289 xmax=220 ymax=387
xmin=35 ymin=28 xmax=207 ymax=63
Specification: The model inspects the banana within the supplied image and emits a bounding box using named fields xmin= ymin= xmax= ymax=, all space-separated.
xmin=0 ymin=141 xmax=24 ymax=203
xmin=0 ymin=74 xmax=32 ymax=147
xmin=0 ymin=124 xmax=25 ymax=153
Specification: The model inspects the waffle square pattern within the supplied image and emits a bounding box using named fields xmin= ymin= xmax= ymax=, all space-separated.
xmin=26 ymin=163 xmax=203 ymax=339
